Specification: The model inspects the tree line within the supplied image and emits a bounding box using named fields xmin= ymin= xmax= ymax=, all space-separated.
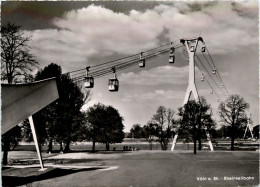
xmin=129 ymin=95 xmax=254 ymax=154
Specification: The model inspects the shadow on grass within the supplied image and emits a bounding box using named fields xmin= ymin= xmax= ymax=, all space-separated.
xmin=2 ymin=167 xmax=101 ymax=186
xmin=65 ymin=150 xmax=132 ymax=154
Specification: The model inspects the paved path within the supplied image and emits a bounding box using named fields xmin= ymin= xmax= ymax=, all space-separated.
xmin=2 ymin=151 xmax=259 ymax=186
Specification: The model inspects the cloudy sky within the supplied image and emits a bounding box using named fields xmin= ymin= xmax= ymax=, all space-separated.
xmin=2 ymin=1 xmax=258 ymax=131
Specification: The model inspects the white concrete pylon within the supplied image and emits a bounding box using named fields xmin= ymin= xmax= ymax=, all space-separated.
xmin=28 ymin=116 xmax=46 ymax=171
xmin=171 ymin=37 xmax=213 ymax=152
xmin=243 ymin=113 xmax=254 ymax=138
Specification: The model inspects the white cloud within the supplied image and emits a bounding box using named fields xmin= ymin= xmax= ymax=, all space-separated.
xmin=24 ymin=2 xmax=257 ymax=71
xmin=122 ymin=89 xmax=185 ymax=102
xmin=119 ymin=65 xmax=203 ymax=86
xmin=53 ymin=5 xmax=163 ymax=54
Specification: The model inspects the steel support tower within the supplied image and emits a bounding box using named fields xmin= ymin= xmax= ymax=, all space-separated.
xmin=243 ymin=113 xmax=254 ymax=139
xmin=171 ymin=37 xmax=214 ymax=151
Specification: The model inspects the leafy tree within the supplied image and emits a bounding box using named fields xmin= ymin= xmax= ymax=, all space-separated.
xmin=99 ymin=106 xmax=124 ymax=150
xmin=178 ymin=100 xmax=199 ymax=154
xmin=216 ymin=125 xmax=247 ymax=139
xmin=84 ymin=103 xmax=106 ymax=152
xmin=1 ymin=22 xmax=38 ymax=165
xmin=130 ymin=124 xmax=145 ymax=139
xmin=22 ymin=63 xmax=89 ymax=153
xmin=22 ymin=63 xmax=62 ymax=152
xmin=218 ymin=94 xmax=249 ymax=151
xmin=196 ymin=97 xmax=215 ymax=150
xmin=152 ymin=106 xmax=175 ymax=150
xmin=57 ymin=75 xmax=86 ymax=152
xmin=85 ymin=103 xmax=124 ymax=151
xmin=143 ymin=122 xmax=159 ymax=150
xmin=178 ymin=98 xmax=215 ymax=154
xmin=1 ymin=126 xmax=23 ymax=165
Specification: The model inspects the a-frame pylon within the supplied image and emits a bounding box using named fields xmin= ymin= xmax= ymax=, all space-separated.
xmin=171 ymin=37 xmax=214 ymax=151
xmin=243 ymin=113 xmax=254 ymax=139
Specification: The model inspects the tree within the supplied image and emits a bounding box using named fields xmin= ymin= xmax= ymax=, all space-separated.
xmin=218 ymin=94 xmax=249 ymax=151
xmin=130 ymin=124 xmax=144 ymax=139
xmin=152 ymin=106 xmax=175 ymax=150
xmin=56 ymin=75 xmax=86 ymax=152
xmin=100 ymin=106 xmax=124 ymax=150
xmin=1 ymin=23 xmax=38 ymax=165
xmin=85 ymin=103 xmax=106 ymax=152
xmin=22 ymin=63 xmax=62 ymax=152
xmin=34 ymin=63 xmax=62 ymax=152
xmin=143 ymin=122 xmax=159 ymax=150
xmin=178 ymin=98 xmax=215 ymax=154
xmin=196 ymin=97 xmax=215 ymax=150
xmin=1 ymin=126 xmax=23 ymax=165
xmin=1 ymin=23 xmax=38 ymax=83
xmin=22 ymin=63 xmax=89 ymax=153
xmin=85 ymin=103 xmax=124 ymax=151
xmin=178 ymin=100 xmax=199 ymax=154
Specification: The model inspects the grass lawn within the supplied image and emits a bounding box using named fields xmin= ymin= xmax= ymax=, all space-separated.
xmin=2 ymin=150 xmax=259 ymax=187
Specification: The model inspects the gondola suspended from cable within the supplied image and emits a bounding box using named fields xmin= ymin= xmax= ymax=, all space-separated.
xmin=169 ymin=43 xmax=175 ymax=64
xmin=201 ymin=74 xmax=204 ymax=82
xmin=201 ymin=43 xmax=206 ymax=53
xmin=210 ymin=89 xmax=213 ymax=94
xmin=213 ymin=68 xmax=216 ymax=74
xmin=139 ymin=52 xmax=145 ymax=68
xmin=108 ymin=67 xmax=119 ymax=92
xmin=217 ymin=97 xmax=219 ymax=102
xmin=84 ymin=66 xmax=94 ymax=88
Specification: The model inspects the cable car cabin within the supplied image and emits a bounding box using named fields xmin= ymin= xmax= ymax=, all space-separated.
xmin=201 ymin=46 xmax=206 ymax=53
xmin=84 ymin=76 xmax=94 ymax=88
xmin=169 ymin=55 xmax=175 ymax=63
xmin=139 ymin=59 xmax=145 ymax=68
xmin=190 ymin=46 xmax=195 ymax=52
xmin=108 ymin=78 xmax=119 ymax=92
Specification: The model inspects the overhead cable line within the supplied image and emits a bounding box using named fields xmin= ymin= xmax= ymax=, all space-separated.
xmin=182 ymin=49 xmax=220 ymax=98
xmin=198 ymin=44 xmax=228 ymax=93
xmin=71 ymin=43 xmax=182 ymax=82
xmin=194 ymin=59 xmax=221 ymax=100
xmin=204 ymin=44 xmax=229 ymax=95
xmin=69 ymin=44 xmax=178 ymax=79
xmin=195 ymin=55 xmax=226 ymax=96
xmin=74 ymin=44 xmax=183 ymax=83
xmin=64 ymin=40 xmax=180 ymax=76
